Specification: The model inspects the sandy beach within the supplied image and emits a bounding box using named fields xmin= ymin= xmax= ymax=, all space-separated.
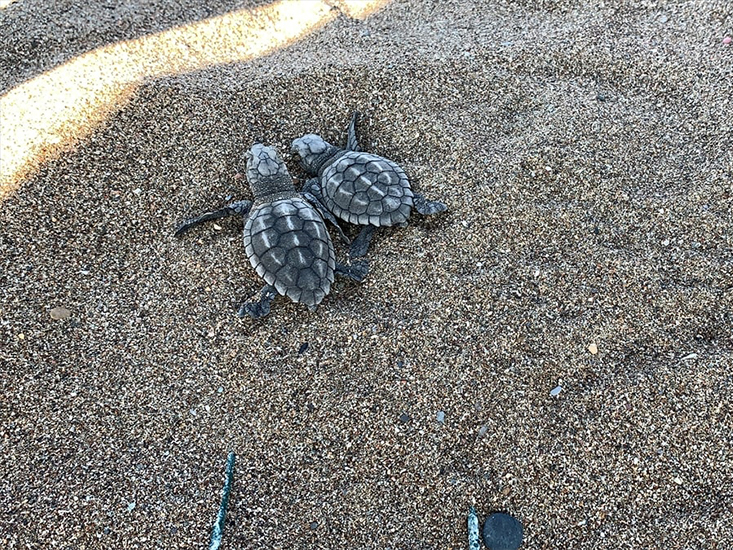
xmin=1 ymin=0 xmax=732 ymax=548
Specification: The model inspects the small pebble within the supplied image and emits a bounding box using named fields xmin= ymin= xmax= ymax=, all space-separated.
xmin=126 ymin=502 xmax=136 ymax=512
xmin=399 ymin=413 xmax=410 ymax=424
xmin=298 ymin=342 xmax=309 ymax=354
xmin=436 ymin=411 xmax=445 ymax=423
xmin=723 ymin=36 xmax=732 ymax=45
xmin=588 ymin=343 xmax=598 ymax=355
xmin=310 ymin=521 xmax=319 ymax=530
xmin=50 ymin=306 xmax=71 ymax=320
xmin=550 ymin=385 xmax=562 ymax=397
xmin=482 ymin=513 xmax=524 ymax=550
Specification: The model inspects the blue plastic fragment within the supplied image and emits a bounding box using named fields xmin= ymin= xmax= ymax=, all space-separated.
xmin=209 ymin=451 xmax=236 ymax=550
xmin=468 ymin=505 xmax=481 ymax=550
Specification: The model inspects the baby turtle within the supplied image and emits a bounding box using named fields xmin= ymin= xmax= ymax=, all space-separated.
xmin=174 ymin=144 xmax=367 ymax=318
xmin=291 ymin=112 xmax=447 ymax=257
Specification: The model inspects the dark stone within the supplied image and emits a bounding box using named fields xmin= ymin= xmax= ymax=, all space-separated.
xmin=298 ymin=342 xmax=309 ymax=354
xmin=310 ymin=521 xmax=319 ymax=530
xmin=399 ymin=413 xmax=410 ymax=423
xmin=482 ymin=513 xmax=523 ymax=550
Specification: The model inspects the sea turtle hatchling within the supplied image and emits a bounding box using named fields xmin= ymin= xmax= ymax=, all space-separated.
xmin=174 ymin=144 xmax=367 ymax=319
xmin=291 ymin=112 xmax=447 ymax=257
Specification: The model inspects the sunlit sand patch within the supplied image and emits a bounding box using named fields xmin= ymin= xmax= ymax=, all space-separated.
xmin=0 ymin=0 xmax=389 ymax=200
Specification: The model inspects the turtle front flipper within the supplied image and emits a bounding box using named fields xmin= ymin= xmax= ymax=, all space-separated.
xmin=174 ymin=200 xmax=253 ymax=237
xmin=346 ymin=111 xmax=361 ymax=152
xmin=302 ymin=187 xmax=351 ymax=245
xmin=413 ymin=193 xmax=447 ymax=216
xmin=335 ymin=259 xmax=369 ymax=282
xmin=349 ymin=225 xmax=376 ymax=258
xmin=238 ymin=284 xmax=277 ymax=319
xmin=301 ymin=176 xmax=322 ymax=198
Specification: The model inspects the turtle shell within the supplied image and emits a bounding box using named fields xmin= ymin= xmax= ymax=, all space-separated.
xmin=243 ymin=197 xmax=335 ymax=307
xmin=320 ymin=152 xmax=414 ymax=226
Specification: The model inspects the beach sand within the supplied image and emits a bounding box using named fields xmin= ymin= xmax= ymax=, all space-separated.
xmin=1 ymin=0 xmax=732 ymax=548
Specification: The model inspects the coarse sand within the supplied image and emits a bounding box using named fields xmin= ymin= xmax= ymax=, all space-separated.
xmin=1 ymin=0 xmax=732 ymax=548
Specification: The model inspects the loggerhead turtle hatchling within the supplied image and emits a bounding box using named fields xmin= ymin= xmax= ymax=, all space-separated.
xmin=174 ymin=144 xmax=367 ymax=319
xmin=291 ymin=112 xmax=447 ymax=257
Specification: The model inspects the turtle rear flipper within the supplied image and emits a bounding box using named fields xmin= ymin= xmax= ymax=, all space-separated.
xmin=238 ymin=285 xmax=277 ymax=319
xmin=349 ymin=225 xmax=376 ymax=258
xmin=336 ymin=260 xmax=369 ymax=282
xmin=413 ymin=192 xmax=447 ymax=216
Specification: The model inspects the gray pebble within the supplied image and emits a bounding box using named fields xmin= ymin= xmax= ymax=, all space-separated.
xmin=49 ymin=306 xmax=71 ymax=320
xmin=482 ymin=513 xmax=523 ymax=550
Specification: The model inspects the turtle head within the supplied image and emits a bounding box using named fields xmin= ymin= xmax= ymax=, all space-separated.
xmin=245 ymin=144 xmax=294 ymax=199
xmin=291 ymin=134 xmax=340 ymax=175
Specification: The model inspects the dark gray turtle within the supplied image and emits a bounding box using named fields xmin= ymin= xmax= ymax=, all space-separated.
xmin=291 ymin=112 xmax=447 ymax=257
xmin=174 ymin=144 xmax=367 ymax=318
